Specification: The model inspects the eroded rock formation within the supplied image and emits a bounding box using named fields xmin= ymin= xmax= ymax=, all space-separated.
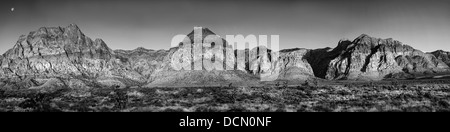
xmin=0 ymin=24 xmax=146 ymax=89
xmin=430 ymin=50 xmax=450 ymax=67
xmin=0 ymin=24 xmax=449 ymax=89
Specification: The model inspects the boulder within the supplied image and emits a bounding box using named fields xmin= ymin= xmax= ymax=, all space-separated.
xmin=0 ymin=24 xmax=145 ymax=88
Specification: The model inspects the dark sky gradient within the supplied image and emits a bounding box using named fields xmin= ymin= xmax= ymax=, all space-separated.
xmin=1 ymin=0 xmax=450 ymax=53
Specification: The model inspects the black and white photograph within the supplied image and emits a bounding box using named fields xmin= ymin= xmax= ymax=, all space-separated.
xmin=1 ymin=0 xmax=450 ymax=117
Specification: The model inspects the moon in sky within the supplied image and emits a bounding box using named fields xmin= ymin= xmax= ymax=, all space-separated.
xmin=11 ymin=8 xmax=14 ymax=12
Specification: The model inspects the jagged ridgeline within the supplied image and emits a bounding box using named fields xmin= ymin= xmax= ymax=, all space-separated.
xmin=0 ymin=24 xmax=449 ymax=90
xmin=307 ymin=34 xmax=450 ymax=80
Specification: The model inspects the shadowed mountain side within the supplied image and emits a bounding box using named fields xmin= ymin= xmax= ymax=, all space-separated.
xmin=114 ymin=47 xmax=168 ymax=79
xmin=146 ymin=27 xmax=317 ymax=86
xmin=0 ymin=24 xmax=147 ymax=90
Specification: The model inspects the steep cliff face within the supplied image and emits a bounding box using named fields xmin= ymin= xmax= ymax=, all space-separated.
xmin=146 ymin=27 xmax=317 ymax=86
xmin=1 ymin=24 xmax=448 ymax=89
xmin=0 ymin=25 xmax=316 ymax=88
xmin=272 ymin=48 xmax=315 ymax=81
xmin=308 ymin=34 xmax=449 ymax=80
xmin=248 ymin=47 xmax=315 ymax=81
xmin=0 ymin=24 xmax=146 ymax=89
xmin=114 ymin=47 xmax=168 ymax=79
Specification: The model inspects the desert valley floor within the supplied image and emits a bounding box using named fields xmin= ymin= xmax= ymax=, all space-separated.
xmin=1 ymin=76 xmax=450 ymax=112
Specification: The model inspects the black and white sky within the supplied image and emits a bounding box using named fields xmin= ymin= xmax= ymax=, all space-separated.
xmin=1 ymin=0 xmax=450 ymax=53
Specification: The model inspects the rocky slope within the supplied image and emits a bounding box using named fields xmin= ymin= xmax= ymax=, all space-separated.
xmin=308 ymin=34 xmax=449 ymax=80
xmin=249 ymin=47 xmax=315 ymax=81
xmin=0 ymin=24 xmax=449 ymax=89
xmin=0 ymin=24 xmax=146 ymax=90
xmin=146 ymin=27 xmax=317 ymax=86
xmin=148 ymin=27 xmax=258 ymax=86
xmin=114 ymin=47 xmax=168 ymax=79
xmin=430 ymin=50 xmax=450 ymax=67
xmin=0 ymin=25 xmax=314 ymax=89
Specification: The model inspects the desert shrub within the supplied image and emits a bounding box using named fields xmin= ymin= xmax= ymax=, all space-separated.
xmin=236 ymin=87 xmax=254 ymax=96
xmin=227 ymin=83 xmax=234 ymax=88
xmin=110 ymin=89 xmax=128 ymax=109
xmin=70 ymin=98 xmax=98 ymax=112
xmin=422 ymin=93 xmax=439 ymax=101
xmin=385 ymin=109 xmax=403 ymax=112
xmin=275 ymin=108 xmax=286 ymax=112
xmin=401 ymin=84 xmax=408 ymax=88
xmin=436 ymin=109 xmax=450 ymax=112
xmin=208 ymin=87 xmax=235 ymax=104
xmin=396 ymin=93 xmax=415 ymax=101
xmin=282 ymin=81 xmax=288 ymax=88
xmin=195 ymin=106 xmax=218 ymax=112
xmin=18 ymin=89 xmax=67 ymax=112
xmin=213 ymin=94 xmax=235 ymax=104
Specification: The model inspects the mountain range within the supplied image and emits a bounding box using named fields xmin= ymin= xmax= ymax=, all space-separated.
xmin=0 ymin=24 xmax=449 ymax=90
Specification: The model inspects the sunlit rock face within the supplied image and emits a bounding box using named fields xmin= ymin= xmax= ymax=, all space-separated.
xmin=146 ymin=27 xmax=317 ymax=86
xmin=0 ymin=25 xmax=317 ymax=89
xmin=0 ymin=24 xmax=115 ymax=78
xmin=0 ymin=24 xmax=147 ymax=89
xmin=275 ymin=48 xmax=315 ymax=81
xmin=146 ymin=27 xmax=260 ymax=87
xmin=247 ymin=47 xmax=315 ymax=81
xmin=308 ymin=34 xmax=450 ymax=80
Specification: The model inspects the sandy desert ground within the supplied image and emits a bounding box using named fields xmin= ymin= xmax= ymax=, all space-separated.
xmin=1 ymin=76 xmax=449 ymax=112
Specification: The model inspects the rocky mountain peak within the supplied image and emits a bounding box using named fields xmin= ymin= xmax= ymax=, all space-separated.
xmin=356 ymin=34 xmax=371 ymax=39
xmin=135 ymin=47 xmax=151 ymax=51
xmin=186 ymin=27 xmax=219 ymax=43
xmin=31 ymin=24 xmax=83 ymax=38
xmin=353 ymin=34 xmax=378 ymax=41
xmin=187 ymin=27 xmax=216 ymax=36
xmin=430 ymin=50 xmax=450 ymax=66
xmin=352 ymin=34 xmax=403 ymax=48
